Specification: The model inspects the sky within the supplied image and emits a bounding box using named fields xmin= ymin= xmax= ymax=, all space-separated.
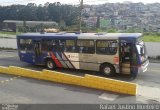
xmin=0 ymin=0 xmax=160 ymax=6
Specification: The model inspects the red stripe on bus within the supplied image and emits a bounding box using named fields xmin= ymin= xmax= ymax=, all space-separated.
xmin=50 ymin=52 xmax=63 ymax=68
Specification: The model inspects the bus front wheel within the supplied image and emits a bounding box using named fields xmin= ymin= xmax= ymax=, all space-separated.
xmin=46 ymin=59 xmax=56 ymax=70
xmin=100 ymin=64 xmax=115 ymax=77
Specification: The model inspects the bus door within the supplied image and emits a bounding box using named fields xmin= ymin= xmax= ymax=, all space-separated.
xmin=120 ymin=42 xmax=132 ymax=74
xmin=33 ymin=40 xmax=42 ymax=64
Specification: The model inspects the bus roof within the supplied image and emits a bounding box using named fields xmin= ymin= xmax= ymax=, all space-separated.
xmin=17 ymin=32 xmax=142 ymax=40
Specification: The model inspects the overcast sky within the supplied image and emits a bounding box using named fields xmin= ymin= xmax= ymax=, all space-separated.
xmin=1 ymin=0 xmax=160 ymax=6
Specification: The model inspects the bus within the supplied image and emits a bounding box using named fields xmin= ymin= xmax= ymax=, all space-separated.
xmin=17 ymin=32 xmax=149 ymax=77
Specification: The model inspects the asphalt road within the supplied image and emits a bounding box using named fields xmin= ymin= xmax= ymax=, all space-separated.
xmin=0 ymin=50 xmax=160 ymax=104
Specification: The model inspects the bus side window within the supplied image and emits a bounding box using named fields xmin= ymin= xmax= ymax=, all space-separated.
xmin=19 ymin=39 xmax=32 ymax=51
xmin=65 ymin=40 xmax=76 ymax=53
xmin=77 ymin=40 xmax=95 ymax=54
xmin=59 ymin=40 xmax=66 ymax=52
xmin=52 ymin=40 xmax=59 ymax=52
xmin=79 ymin=47 xmax=84 ymax=53
xmin=42 ymin=40 xmax=58 ymax=51
xmin=96 ymin=40 xmax=118 ymax=55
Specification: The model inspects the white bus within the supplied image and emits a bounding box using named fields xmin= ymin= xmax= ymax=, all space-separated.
xmin=17 ymin=32 xmax=149 ymax=77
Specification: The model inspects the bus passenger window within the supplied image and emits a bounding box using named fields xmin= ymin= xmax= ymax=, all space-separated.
xmin=59 ymin=40 xmax=66 ymax=52
xmin=65 ymin=40 xmax=76 ymax=53
xmin=79 ymin=47 xmax=84 ymax=53
xmin=19 ymin=39 xmax=32 ymax=51
xmin=52 ymin=40 xmax=59 ymax=52
xmin=77 ymin=40 xmax=95 ymax=54
xmin=42 ymin=40 xmax=58 ymax=51
xmin=96 ymin=40 xmax=118 ymax=55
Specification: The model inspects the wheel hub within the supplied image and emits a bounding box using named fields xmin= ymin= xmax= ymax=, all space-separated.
xmin=104 ymin=67 xmax=111 ymax=74
xmin=47 ymin=61 xmax=53 ymax=68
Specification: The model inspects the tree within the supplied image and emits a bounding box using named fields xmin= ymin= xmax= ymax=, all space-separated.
xmin=0 ymin=2 xmax=79 ymax=28
xmin=18 ymin=3 xmax=37 ymax=21
xmin=36 ymin=5 xmax=48 ymax=21
xmin=47 ymin=2 xmax=61 ymax=22
xmin=59 ymin=20 xmax=66 ymax=31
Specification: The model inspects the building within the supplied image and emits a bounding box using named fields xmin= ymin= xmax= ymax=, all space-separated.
xmin=2 ymin=20 xmax=58 ymax=32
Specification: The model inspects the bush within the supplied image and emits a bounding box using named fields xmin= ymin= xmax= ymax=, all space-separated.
xmin=156 ymin=56 xmax=160 ymax=59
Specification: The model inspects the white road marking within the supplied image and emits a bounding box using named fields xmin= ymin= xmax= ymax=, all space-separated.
xmin=0 ymin=76 xmax=21 ymax=85
xmin=99 ymin=93 xmax=119 ymax=101
xmin=137 ymin=85 xmax=160 ymax=102
xmin=0 ymin=81 xmax=4 ymax=83
xmin=147 ymin=69 xmax=160 ymax=73
xmin=10 ymin=78 xmax=13 ymax=81
xmin=0 ymin=55 xmax=17 ymax=58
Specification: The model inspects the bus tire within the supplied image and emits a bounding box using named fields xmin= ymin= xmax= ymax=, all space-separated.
xmin=100 ymin=64 xmax=115 ymax=77
xmin=46 ymin=59 xmax=56 ymax=70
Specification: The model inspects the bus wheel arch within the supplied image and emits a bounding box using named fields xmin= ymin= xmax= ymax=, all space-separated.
xmin=100 ymin=63 xmax=116 ymax=77
xmin=45 ymin=58 xmax=56 ymax=70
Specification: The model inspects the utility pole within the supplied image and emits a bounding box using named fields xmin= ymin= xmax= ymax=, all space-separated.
xmin=79 ymin=0 xmax=83 ymax=33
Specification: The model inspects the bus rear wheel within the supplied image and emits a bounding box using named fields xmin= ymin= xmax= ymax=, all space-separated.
xmin=100 ymin=64 xmax=115 ymax=77
xmin=46 ymin=59 xmax=56 ymax=70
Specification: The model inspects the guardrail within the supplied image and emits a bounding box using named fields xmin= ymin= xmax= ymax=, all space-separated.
xmin=0 ymin=66 xmax=137 ymax=95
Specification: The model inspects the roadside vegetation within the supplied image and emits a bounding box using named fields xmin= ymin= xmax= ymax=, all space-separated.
xmin=143 ymin=35 xmax=160 ymax=42
xmin=1 ymin=30 xmax=160 ymax=42
xmin=0 ymin=31 xmax=21 ymax=35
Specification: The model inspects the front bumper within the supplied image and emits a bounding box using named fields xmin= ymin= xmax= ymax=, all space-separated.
xmin=139 ymin=60 xmax=149 ymax=73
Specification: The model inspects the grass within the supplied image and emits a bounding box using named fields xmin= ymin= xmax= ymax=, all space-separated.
xmin=0 ymin=47 xmax=17 ymax=50
xmin=0 ymin=31 xmax=21 ymax=35
xmin=143 ymin=35 xmax=160 ymax=42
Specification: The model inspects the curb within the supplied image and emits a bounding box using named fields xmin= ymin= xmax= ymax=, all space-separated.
xmin=0 ymin=66 xmax=137 ymax=96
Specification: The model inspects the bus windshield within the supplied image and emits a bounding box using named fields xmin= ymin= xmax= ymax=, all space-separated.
xmin=136 ymin=41 xmax=148 ymax=63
